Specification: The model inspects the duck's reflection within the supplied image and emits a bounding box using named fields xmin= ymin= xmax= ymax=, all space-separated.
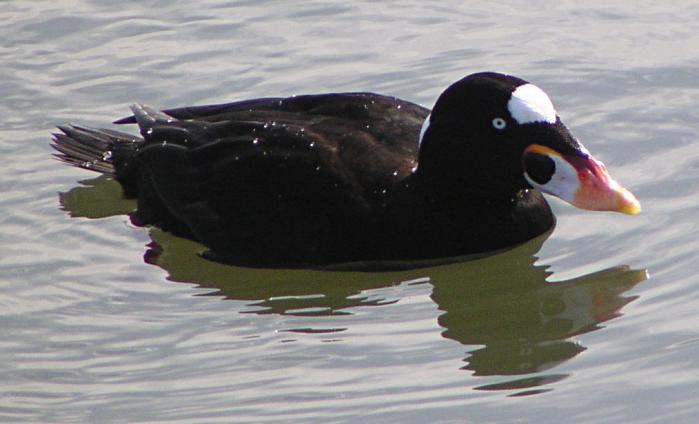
xmin=60 ymin=176 xmax=647 ymax=391
xmin=430 ymin=248 xmax=644 ymax=380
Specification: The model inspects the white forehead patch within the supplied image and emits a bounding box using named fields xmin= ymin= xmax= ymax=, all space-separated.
xmin=418 ymin=113 xmax=431 ymax=147
xmin=508 ymin=84 xmax=557 ymax=124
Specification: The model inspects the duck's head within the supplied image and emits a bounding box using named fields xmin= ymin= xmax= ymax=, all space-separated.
xmin=416 ymin=72 xmax=640 ymax=214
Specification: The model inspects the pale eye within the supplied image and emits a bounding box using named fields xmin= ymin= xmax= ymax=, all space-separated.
xmin=492 ymin=117 xmax=507 ymax=130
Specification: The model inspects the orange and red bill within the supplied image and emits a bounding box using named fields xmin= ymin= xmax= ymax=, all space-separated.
xmin=522 ymin=144 xmax=641 ymax=215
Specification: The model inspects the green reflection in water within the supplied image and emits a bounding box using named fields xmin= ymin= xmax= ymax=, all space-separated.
xmin=60 ymin=176 xmax=648 ymax=392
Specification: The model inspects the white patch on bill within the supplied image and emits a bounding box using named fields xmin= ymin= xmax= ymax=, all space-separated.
xmin=418 ymin=113 xmax=431 ymax=147
xmin=524 ymin=154 xmax=578 ymax=203
xmin=508 ymin=84 xmax=557 ymax=124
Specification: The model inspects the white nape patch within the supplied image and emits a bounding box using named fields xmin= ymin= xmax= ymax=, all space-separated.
xmin=418 ymin=113 xmax=431 ymax=148
xmin=508 ymin=84 xmax=557 ymax=124
xmin=524 ymin=154 xmax=579 ymax=202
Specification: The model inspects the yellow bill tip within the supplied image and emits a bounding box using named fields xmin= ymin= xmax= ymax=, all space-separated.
xmin=616 ymin=187 xmax=641 ymax=215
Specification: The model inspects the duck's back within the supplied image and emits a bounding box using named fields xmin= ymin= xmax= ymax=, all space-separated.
xmin=115 ymin=93 xmax=429 ymax=266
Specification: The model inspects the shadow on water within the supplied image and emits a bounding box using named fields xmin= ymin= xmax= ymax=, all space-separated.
xmin=60 ymin=176 xmax=648 ymax=393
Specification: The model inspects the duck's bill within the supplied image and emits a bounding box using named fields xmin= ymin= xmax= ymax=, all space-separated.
xmin=522 ymin=144 xmax=641 ymax=215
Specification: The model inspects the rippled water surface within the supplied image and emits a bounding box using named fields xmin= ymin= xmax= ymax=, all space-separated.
xmin=2 ymin=1 xmax=699 ymax=422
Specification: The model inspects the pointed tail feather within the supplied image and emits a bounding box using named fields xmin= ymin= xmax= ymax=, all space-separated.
xmin=51 ymin=124 xmax=141 ymax=175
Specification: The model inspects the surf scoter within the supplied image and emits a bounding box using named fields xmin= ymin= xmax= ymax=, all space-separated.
xmin=52 ymin=72 xmax=640 ymax=267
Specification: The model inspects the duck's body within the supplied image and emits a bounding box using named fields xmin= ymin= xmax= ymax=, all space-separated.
xmin=53 ymin=72 xmax=638 ymax=268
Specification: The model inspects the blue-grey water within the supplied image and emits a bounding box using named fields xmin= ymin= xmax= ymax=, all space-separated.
xmin=2 ymin=1 xmax=699 ymax=422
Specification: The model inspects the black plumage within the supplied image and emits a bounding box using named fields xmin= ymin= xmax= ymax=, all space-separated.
xmin=52 ymin=73 xmax=576 ymax=268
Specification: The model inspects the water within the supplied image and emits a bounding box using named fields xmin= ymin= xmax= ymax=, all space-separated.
xmin=2 ymin=0 xmax=699 ymax=422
